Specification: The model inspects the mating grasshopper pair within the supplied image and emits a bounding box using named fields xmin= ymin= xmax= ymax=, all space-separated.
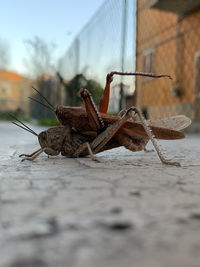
xmin=14 ymin=71 xmax=191 ymax=166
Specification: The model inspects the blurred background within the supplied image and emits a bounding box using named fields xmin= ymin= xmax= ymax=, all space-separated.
xmin=0 ymin=0 xmax=200 ymax=129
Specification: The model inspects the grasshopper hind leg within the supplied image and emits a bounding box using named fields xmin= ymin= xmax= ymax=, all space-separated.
xmin=113 ymin=107 xmax=181 ymax=166
xmin=128 ymin=107 xmax=181 ymax=166
xmin=118 ymin=109 xmax=154 ymax=153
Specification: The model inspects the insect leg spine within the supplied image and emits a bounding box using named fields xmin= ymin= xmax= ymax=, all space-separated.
xmin=134 ymin=107 xmax=167 ymax=163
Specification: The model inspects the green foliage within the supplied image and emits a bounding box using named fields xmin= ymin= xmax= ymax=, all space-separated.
xmin=65 ymin=74 xmax=103 ymax=106
xmin=86 ymin=79 xmax=104 ymax=104
xmin=39 ymin=118 xmax=60 ymax=126
xmin=0 ymin=112 xmax=30 ymax=122
xmin=30 ymin=76 xmax=56 ymax=120
xmin=29 ymin=73 xmax=104 ymax=122
xmin=0 ymin=112 xmax=13 ymax=121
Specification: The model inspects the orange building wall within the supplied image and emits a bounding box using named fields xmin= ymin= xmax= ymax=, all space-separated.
xmin=0 ymin=69 xmax=31 ymax=112
xmin=136 ymin=0 xmax=200 ymax=119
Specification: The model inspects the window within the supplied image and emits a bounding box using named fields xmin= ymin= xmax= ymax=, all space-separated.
xmin=142 ymin=107 xmax=148 ymax=119
xmin=143 ymin=48 xmax=155 ymax=74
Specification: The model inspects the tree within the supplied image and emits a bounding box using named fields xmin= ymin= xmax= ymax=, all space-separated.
xmin=24 ymin=36 xmax=57 ymax=78
xmin=0 ymin=39 xmax=10 ymax=69
xmin=57 ymin=72 xmax=103 ymax=106
xmin=30 ymin=75 xmax=58 ymax=120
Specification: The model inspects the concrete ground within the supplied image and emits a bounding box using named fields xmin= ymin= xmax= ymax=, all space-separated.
xmin=0 ymin=121 xmax=200 ymax=267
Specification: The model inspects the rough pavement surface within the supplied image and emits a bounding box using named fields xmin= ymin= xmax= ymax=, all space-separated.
xmin=0 ymin=121 xmax=200 ymax=267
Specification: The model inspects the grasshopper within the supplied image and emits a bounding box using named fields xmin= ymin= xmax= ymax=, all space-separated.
xmin=29 ymin=79 xmax=191 ymax=165
xmin=12 ymin=106 xmax=189 ymax=165
xmin=11 ymin=108 xmax=153 ymax=162
xmin=31 ymin=71 xmax=173 ymax=135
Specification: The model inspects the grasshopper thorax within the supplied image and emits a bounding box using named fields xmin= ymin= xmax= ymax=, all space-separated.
xmin=55 ymin=106 xmax=85 ymax=127
xmin=38 ymin=127 xmax=67 ymax=153
xmin=55 ymin=105 xmax=67 ymax=125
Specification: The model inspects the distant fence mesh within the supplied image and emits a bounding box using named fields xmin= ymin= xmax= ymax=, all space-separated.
xmin=59 ymin=0 xmax=200 ymax=125
xmin=59 ymin=0 xmax=136 ymax=112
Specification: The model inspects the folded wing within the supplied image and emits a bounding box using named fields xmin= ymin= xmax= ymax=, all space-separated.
xmin=147 ymin=115 xmax=191 ymax=131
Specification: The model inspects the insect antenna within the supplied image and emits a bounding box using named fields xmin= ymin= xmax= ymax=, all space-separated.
xmin=32 ymin=86 xmax=55 ymax=110
xmin=29 ymin=97 xmax=54 ymax=112
xmin=110 ymin=71 xmax=172 ymax=80
xmin=8 ymin=114 xmax=38 ymax=136
xmin=12 ymin=121 xmax=38 ymax=136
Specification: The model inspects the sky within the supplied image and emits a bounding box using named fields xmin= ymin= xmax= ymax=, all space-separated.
xmin=0 ymin=0 xmax=105 ymax=75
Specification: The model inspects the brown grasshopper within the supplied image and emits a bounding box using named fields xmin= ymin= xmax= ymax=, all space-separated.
xmin=32 ymin=71 xmax=173 ymax=136
xmin=29 ymin=89 xmax=191 ymax=166
xmin=11 ymin=109 xmax=151 ymax=162
xmin=12 ymin=106 xmax=189 ymax=165
xmin=30 ymin=71 xmax=191 ymax=166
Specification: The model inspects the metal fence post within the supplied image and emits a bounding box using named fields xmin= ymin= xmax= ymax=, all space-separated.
xmin=73 ymin=37 xmax=80 ymax=106
xmin=119 ymin=0 xmax=127 ymax=111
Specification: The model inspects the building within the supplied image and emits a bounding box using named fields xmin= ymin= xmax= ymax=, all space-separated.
xmin=136 ymin=0 xmax=200 ymax=120
xmin=0 ymin=69 xmax=30 ymax=113
xmin=30 ymin=73 xmax=67 ymax=119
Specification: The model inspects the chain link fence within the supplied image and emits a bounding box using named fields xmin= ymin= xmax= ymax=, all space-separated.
xmin=58 ymin=0 xmax=200 ymax=128
xmin=59 ymin=0 xmax=136 ymax=112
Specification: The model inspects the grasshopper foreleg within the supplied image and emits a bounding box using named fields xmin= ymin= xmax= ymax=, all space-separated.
xmin=20 ymin=148 xmax=44 ymax=162
xmin=73 ymin=142 xmax=100 ymax=162
xmin=20 ymin=147 xmax=60 ymax=162
xmin=98 ymin=71 xmax=172 ymax=113
xmin=19 ymin=148 xmax=42 ymax=158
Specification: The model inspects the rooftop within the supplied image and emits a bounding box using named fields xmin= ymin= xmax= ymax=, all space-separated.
xmin=0 ymin=69 xmax=25 ymax=83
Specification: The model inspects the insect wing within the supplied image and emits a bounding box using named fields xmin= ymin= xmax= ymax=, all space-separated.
xmin=147 ymin=115 xmax=191 ymax=131
xmin=101 ymin=113 xmax=185 ymax=140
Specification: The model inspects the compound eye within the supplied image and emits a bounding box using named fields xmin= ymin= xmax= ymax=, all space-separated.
xmin=55 ymin=107 xmax=62 ymax=116
xmin=42 ymin=132 xmax=47 ymax=140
